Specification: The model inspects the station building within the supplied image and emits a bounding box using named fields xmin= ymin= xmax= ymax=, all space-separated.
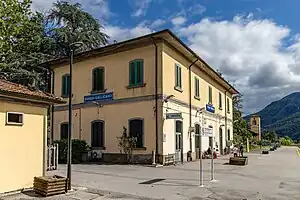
xmin=45 ymin=29 xmax=238 ymax=164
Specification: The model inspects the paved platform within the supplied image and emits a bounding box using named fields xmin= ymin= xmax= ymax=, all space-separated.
xmin=3 ymin=147 xmax=300 ymax=200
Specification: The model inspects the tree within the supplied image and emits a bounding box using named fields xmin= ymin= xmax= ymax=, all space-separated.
xmin=233 ymin=94 xmax=252 ymax=145
xmin=46 ymin=1 xmax=109 ymax=57
xmin=262 ymin=130 xmax=278 ymax=143
xmin=117 ymin=126 xmax=137 ymax=162
xmin=280 ymin=136 xmax=293 ymax=146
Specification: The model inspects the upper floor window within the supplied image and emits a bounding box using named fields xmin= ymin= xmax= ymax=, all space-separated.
xmin=194 ymin=77 xmax=200 ymax=98
xmin=91 ymin=120 xmax=105 ymax=148
xmin=252 ymin=118 xmax=257 ymax=125
xmin=228 ymin=129 xmax=231 ymax=140
xmin=92 ymin=67 xmax=105 ymax=92
xmin=175 ymin=64 xmax=182 ymax=90
xmin=227 ymin=98 xmax=230 ymax=113
xmin=60 ymin=122 xmax=68 ymax=140
xmin=129 ymin=59 xmax=144 ymax=87
xmin=208 ymin=86 xmax=212 ymax=104
xmin=129 ymin=118 xmax=144 ymax=148
xmin=6 ymin=112 xmax=23 ymax=125
xmin=219 ymin=92 xmax=222 ymax=109
xmin=61 ymin=74 xmax=70 ymax=97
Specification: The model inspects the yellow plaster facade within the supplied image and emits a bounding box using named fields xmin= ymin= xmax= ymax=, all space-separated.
xmin=50 ymin=30 xmax=237 ymax=163
xmin=0 ymin=101 xmax=47 ymax=193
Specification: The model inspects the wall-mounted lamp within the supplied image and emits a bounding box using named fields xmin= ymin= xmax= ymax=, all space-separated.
xmin=195 ymin=107 xmax=205 ymax=117
xmin=163 ymin=95 xmax=175 ymax=103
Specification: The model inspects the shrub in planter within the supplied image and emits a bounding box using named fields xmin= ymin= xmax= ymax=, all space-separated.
xmin=54 ymin=139 xmax=89 ymax=164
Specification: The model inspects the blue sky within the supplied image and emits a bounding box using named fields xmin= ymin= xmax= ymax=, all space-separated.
xmin=32 ymin=0 xmax=300 ymax=115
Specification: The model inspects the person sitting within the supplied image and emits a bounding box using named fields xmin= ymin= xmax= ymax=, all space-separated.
xmin=233 ymin=146 xmax=238 ymax=157
xmin=207 ymin=147 xmax=212 ymax=155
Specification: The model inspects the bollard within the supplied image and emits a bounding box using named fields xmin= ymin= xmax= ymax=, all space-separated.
xmin=152 ymin=150 xmax=156 ymax=165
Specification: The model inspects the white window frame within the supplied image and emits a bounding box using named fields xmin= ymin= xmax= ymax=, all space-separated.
xmin=6 ymin=112 xmax=24 ymax=126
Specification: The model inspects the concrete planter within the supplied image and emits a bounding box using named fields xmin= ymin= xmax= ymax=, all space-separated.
xmin=33 ymin=175 xmax=67 ymax=197
xmin=229 ymin=157 xmax=248 ymax=166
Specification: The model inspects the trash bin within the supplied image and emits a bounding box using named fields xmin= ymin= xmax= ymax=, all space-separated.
xmin=187 ymin=151 xmax=192 ymax=161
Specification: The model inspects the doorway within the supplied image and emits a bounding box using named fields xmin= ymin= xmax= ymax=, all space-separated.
xmin=219 ymin=127 xmax=223 ymax=155
xmin=175 ymin=120 xmax=182 ymax=163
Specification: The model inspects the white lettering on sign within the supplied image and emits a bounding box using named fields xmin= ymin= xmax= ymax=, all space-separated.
xmin=202 ymin=127 xmax=213 ymax=137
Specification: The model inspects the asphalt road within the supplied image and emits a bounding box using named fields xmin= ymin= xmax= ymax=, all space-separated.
xmin=7 ymin=146 xmax=298 ymax=200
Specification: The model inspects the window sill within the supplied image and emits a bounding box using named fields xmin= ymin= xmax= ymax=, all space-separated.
xmin=127 ymin=83 xmax=146 ymax=89
xmin=194 ymin=96 xmax=200 ymax=100
xmin=219 ymin=107 xmax=223 ymax=110
xmin=6 ymin=122 xmax=23 ymax=126
xmin=132 ymin=147 xmax=147 ymax=151
xmin=91 ymin=147 xmax=106 ymax=150
xmin=90 ymin=89 xmax=107 ymax=94
xmin=227 ymin=111 xmax=231 ymax=114
xmin=174 ymin=86 xmax=183 ymax=93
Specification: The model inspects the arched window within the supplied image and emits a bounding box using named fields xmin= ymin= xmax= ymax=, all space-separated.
xmin=253 ymin=118 xmax=257 ymax=125
xmin=92 ymin=67 xmax=105 ymax=92
xmin=129 ymin=118 xmax=144 ymax=148
xmin=91 ymin=120 xmax=105 ymax=148
xmin=61 ymin=74 xmax=70 ymax=97
xmin=60 ymin=122 xmax=69 ymax=140
xmin=129 ymin=59 xmax=144 ymax=86
xmin=195 ymin=124 xmax=200 ymax=148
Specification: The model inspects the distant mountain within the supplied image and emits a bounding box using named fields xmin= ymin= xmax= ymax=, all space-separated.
xmin=244 ymin=92 xmax=300 ymax=140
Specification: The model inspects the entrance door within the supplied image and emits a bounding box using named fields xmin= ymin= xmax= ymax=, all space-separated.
xmin=175 ymin=120 xmax=182 ymax=163
xmin=219 ymin=128 xmax=223 ymax=155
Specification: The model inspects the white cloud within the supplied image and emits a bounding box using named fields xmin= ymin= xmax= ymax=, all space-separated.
xmin=130 ymin=0 xmax=152 ymax=17
xmin=171 ymin=16 xmax=186 ymax=26
xmin=150 ymin=19 xmax=166 ymax=29
xmin=103 ymin=25 xmax=153 ymax=42
xmin=178 ymin=14 xmax=300 ymax=114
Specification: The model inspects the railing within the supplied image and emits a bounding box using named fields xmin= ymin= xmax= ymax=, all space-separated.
xmin=47 ymin=144 xmax=58 ymax=171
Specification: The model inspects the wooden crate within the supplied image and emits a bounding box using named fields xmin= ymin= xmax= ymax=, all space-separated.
xmin=33 ymin=175 xmax=68 ymax=197
xmin=229 ymin=157 xmax=248 ymax=166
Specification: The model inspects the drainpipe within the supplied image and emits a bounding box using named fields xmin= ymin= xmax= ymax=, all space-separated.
xmin=188 ymin=59 xmax=199 ymax=156
xmin=151 ymin=37 xmax=159 ymax=162
xmin=224 ymin=87 xmax=232 ymax=154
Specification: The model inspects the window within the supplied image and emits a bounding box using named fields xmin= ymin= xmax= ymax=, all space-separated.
xmin=195 ymin=124 xmax=200 ymax=148
xmin=92 ymin=67 xmax=105 ymax=92
xmin=91 ymin=121 xmax=105 ymax=148
xmin=227 ymin=98 xmax=230 ymax=113
xmin=60 ymin=123 xmax=68 ymax=140
xmin=175 ymin=64 xmax=182 ymax=89
xmin=129 ymin=59 xmax=144 ymax=87
xmin=253 ymin=118 xmax=257 ymax=125
xmin=6 ymin=112 xmax=23 ymax=125
xmin=175 ymin=120 xmax=182 ymax=150
xmin=228 ymin=129 xmax=231 ymax=140
xmin=61 ymin=74 xmax=70 ymax=97
xmin=129 ymin=118 xmax=144 ymax=148
xmin=208 ymin=86 xmax=212 ymax=104
xmin=194 ymin=77 xmax=200 ymax=98
xmin=219 ymin=92 xmax=222 ymax=109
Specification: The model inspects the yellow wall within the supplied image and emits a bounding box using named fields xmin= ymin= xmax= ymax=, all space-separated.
xmin=53 ymin=45 xmax=163 ymax=105
xmin=162 ymin=44 xmax=233 ymax=120
xmin=53 ymin=101 xmax=157 ymax=154
xmin=0 ymin=101 xmax=47 ymax=193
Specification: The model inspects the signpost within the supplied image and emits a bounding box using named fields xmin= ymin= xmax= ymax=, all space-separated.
xmin=84 ymin=92 xmax=113 ymax=103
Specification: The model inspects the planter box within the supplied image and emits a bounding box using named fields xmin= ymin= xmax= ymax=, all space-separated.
xmin=33 ymin=175 xmax=68 ymax=197
xmin=262 ymin=150 xmax=269 ymax=154
xmin=229 ymin=157 xmax=248 ymax=166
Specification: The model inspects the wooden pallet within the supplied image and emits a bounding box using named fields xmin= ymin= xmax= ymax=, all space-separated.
xmin=229 ymin=157 xmax=248 ymax=166
xmin=33 ymin=175 xmax=68 ymax=197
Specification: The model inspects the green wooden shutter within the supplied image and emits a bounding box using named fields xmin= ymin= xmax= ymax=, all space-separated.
xmin=99 ymin=68 xmax=104 ymax=90
xmin=129 ymin=62 xmax=136 ymax=85
xmin=136 ymin=60 xmax=143 ymax=85
xmin=62 ymin=75 xmax=70 ymax=96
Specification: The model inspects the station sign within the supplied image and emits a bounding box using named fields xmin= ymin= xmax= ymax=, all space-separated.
xmin=166 ymin=113 xmax=182 ymax=119
xmin=84 ymin=92 xmax=113 ymax=103
xmin=206 ymin=104 xmax=215 ymax=113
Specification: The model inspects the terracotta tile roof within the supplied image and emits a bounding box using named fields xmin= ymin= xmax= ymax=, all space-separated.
xmin=0 ymin=79 xmax=65 ymax=104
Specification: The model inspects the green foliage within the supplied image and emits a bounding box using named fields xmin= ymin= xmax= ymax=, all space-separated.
xmin=262 ymin=130 xmax=278 ymax=143
xmin=233 ymin=94 xmax=252 ymax=145
xmin=117 ymin=126 xmax=137 ymax=157
xmin=280 ymin=136 xmax=293 ymax=146
xmin=257 ymin=139 xmax=271 ymax=146
xmin=0 ymin=1 xmax=109 ymax=90
xmin=54 ymin=139 xmax=89 ymax=164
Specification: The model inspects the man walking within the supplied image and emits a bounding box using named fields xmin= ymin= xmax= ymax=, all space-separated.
xmin=240 ymin=143 xmax=244 ymax=157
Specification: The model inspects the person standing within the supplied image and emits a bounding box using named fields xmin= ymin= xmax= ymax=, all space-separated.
xmin=240 ymin=143 xmax=244 ymax=157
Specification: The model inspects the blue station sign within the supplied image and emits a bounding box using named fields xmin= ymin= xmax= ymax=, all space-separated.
xmin=84 ymin=92 xmax=113 ymax=103
xmin=206 ymin=104 xmax=215 ymax=113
